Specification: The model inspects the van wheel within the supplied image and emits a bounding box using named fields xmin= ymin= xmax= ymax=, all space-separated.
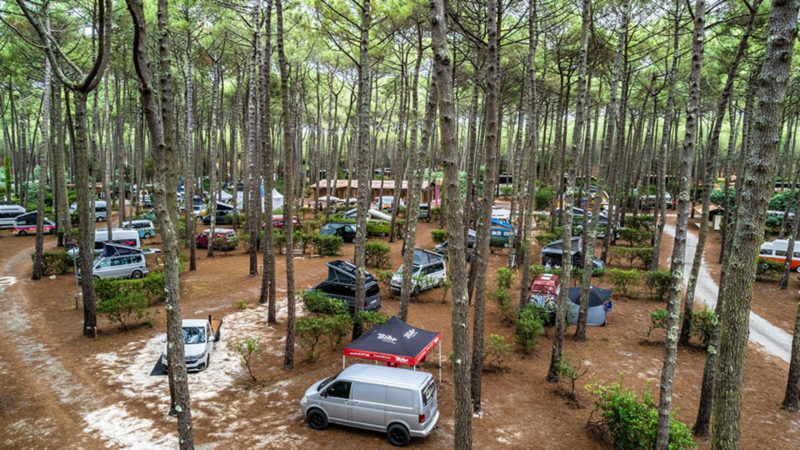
xmin=387 ymin=424 xmax=410 ymax=447
xmin=18 ymin=230 xmax=26 ymax=236
xmin=413 ymin=286 xmax=420 ymax=297
xmin=307 ymin=409 xmax=328 ymax=430
xmin=132 ymin=270 xmax=143 ymax=279
xmin=795 ymin=265 xmax=800 ymax=274
xmin=381 ymin=232 xmax=388 ymax=237
xmin=144 ymin=233 xmax=151 ymax=239
xmin=50 ymin=228 xmax=57 ymax=235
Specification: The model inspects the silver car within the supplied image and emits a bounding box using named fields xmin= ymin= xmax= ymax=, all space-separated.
xmin=92 ymin=253 xmax=148 ymax=280
xmin=301 ymin=364 xmax=439 ymax=447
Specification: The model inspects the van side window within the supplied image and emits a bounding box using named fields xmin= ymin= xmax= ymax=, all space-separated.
xmin=776 ymin=250 xmax=788 ymax=257
xmin=353 ymin=383 xmax=386 ymax=404
xmin=759 ymin=249 xmax=773 ymax=256
xmin=386 ymin=387 xmax=413 ymax=408
xmin=326 ymin=381 xmax=352 ymax=399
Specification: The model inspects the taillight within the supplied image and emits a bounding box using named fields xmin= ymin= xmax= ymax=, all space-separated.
xmin=364 ymin=301 xmax=368 ymax=307
xmin=419 ymin=414 xmax=426 ymax=423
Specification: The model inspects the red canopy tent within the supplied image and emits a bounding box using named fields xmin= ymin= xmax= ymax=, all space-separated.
xmin=343 ymin=316 xmax=441 ymax=383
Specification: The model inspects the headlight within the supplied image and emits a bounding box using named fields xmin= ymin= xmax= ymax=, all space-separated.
xmin=301 ymin=396 xmax=308 ymax=405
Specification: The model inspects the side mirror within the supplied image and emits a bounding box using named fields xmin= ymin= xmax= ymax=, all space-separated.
xmin=161 ymin=338 xmax=166 ymax=343
xmin=321 ymin=391 xmax=328 ymax=398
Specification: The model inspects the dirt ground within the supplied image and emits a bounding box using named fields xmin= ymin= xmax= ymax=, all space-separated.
xmin=1 ymin=209 xmax=799 ymax=449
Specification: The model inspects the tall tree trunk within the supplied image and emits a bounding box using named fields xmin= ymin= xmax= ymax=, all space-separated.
xmin=276 ymin=0 xmax=297 ymax=370
xmin=575 ymin=0 xmax=627 ymax=340
xmin=351 ymin=0 xmax=372 ymax=341
xmin=125 ymin=0 xmax=196 ymax=447
xmin=655 ymin=1 xmax=704 ymax=448
xmin=430 ymin=0 xmax=472 ymax=447
xmin=547 ymin=0 xmax=590 ymax=382
xmin=712 ymin=2 xmax=800 ymax=448
xmin=184 ymin=27 xmax=197 ymax=271
xmin=32 ymin=15 xmax=52 ymax=281
xmin=207 ymin=65 xmax=221 ymax=257
xmin=247 ymin=3 xmax=262 ymax=277
xmin=260 ymin=0 xmax=277 ymax=324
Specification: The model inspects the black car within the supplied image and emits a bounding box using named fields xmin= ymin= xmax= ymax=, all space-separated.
xmin=202 ymin=210 xmax=233 ymax=225
xmin=319 ymin=222 xmax=356 ymax=243
xmin=308 ymin=260 xmax=382 ymax=314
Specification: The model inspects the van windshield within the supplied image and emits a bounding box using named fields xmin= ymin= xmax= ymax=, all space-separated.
xmin=318 ymin=372 xmax=341 ymax=391
xmin=183 ymin=327 xmax=206 ymax=344
xmin=422 ymin=380 xmax=436 ymax=406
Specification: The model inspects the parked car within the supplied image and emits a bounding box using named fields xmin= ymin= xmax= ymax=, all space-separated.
xmin=301 ymin=364 xmax=439 ymax=447
xmin=309 ymin=260 xmax=381 ymax=313
xmin=0 ymin=204 xmax=26 ymax=228
xmin=320 ymin=222 xmax=356 ymax=243
xmin=391 ymin=249 xmax=447 ymax=296
xmin=122 ymin=220 xmax=156 ymax=239
xmin=434 ymin=229 xmax=476 ymax=262
xmin=140 ymin=209 xmax=157 ymax=222
xmin=71 ymin=200 xmax=107 ymax=222
xmin=268 ymin=215 xmax=302 ymax=231
xmin=161 ymin=318 xmax=221 ymax=372
xmin=196 ymin=228 xmax=238 ymax=251
xmin=540 ymin=237 xmax=605 ymax=271
xmin=84 ymin=243 xmax=148 ymax=280
xmin=13 ymin=212 xmax=56 ymax=236
xmin=528 ymin=273 xmax=560 ymax=315
xmin=202 ymin=210 xmax=232 ymax=225
xmin=418 ymin=203 xmax=431 ymax=222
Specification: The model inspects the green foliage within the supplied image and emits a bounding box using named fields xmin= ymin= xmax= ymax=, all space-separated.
xmin=356 ymin=310 xmax=389 ymax=331
xmin=645 ymin=270 xmax=672 ymax=301
xmin=710 ymin=186 xmax=735 ymax=208
xmin=756 ymin=257 xmax=785 ymax=281
xmin=431 ymin=229 xmax=448 ymax=244
xmin=515 ymin=304 xmax=546 ymax=353
xmin=365 ymin=241 xmax=391 ymax=267
xmin=3 ymin=154 xmax=11 ymax=198
xmin=440 ymin=277 xmax=452 ymax=303
xmin=312 ymin=235 xmax=344 ymax=256
xmin=768 ymin=188 xmax=798 ymax=211
xmin=554 ymin=352 xmax=589 ymax=400
xmin=607 ymin=268 xmax=640 ymax=298
xmin=238 ymin=300 xmax=247 ymax=310
xmin=500 ymin=186 xmax=513 ymax=197
xmin=535 ymin=185 xmax=553 ymax=210
xmin=496 ymin=267 xmax=514 ymax=290
xmin=273 ymin=230 xmax=286 ymax=254
xmin=95 ymin=273 xmax=166 ymax=308
xmin=375 ymin=270 xmax=395 ymax=296
xmin=483 ymin=334 xmax=512 ymax=371
xmin=617 ymin=228 xmax=653 ymax=247
xmin=298 ymin=206 xmax=314 ymax=217
xmin=430 ymin=206 xmax=441 ymax=221
xmin=95 ymin=283 xmax=152 ymax=331
xmin=489 ymin=236 xmax=508 ymax=251
xmin=297 ymin=315 xmax=353 ymax=362
xmin=366 ymin=220 xmax=391 ymax=236
xmin=302 ymin=220 xmax=323 ymax=234
xmin=611 ymin=246 xmax=654 ymax=269
xmin=294 ymin=231 xmax=314 ymax=254
xmin=491 ymin=288 xmax=516 ymax=325
xmin=529 ymin=264 xmax=546 ymax=280
xmin=626 ymin=215 xmax=655 ymax=230
xmin=228 ymin=338 xmax=264 ymax=382
xmin=324 ymin=214 xmax=356 ymax=224
xmin=303 ymin=289 xmax=348 ymax=316
xmin=238 ymin=234 xmax=251 ymax=251
xmin=586 ymin=375 xmax=695 ymax=450
xmin=535 ymin=233 xmax=558 ymax=247
xmin=30 ymin=251 xmax=72 ymax=275
xmin=647 ymin=308 xmax=669 ymax=340
xmin=689 ymin=305 xmax=717 ymax=348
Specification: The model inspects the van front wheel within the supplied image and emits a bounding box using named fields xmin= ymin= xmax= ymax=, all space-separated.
xmin=387 ymin=424 xmax=410 ymax=447
xmin=132 ymin=270 xmax=143 ymax=279
xmin=307 ymin=409 xmax=328 ymax=431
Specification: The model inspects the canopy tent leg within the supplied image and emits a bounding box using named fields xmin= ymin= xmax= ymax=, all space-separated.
xmin=342 ymin=355 xmax=345 ymax=370
xmin=438 ymin=342 xmax=442 ymax=385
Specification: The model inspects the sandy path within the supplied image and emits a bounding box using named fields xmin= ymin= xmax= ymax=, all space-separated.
xmin=665 ymin=224 xmax=792 ymax=362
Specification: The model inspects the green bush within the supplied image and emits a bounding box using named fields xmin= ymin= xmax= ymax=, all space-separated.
xmin=366 ymin=220 xmax=391 ymax=237
xmin=645 ymin=270 xmax=671 ymax=301
xmin=302 ymin=289 xmax=348 ymax=316
xmin=496 ymin=267 xmax=514 ymax=290
xmin=756 ymin=257 xmax=784 ymax=281
xmin=535 ymin=233 xmax=557 ymax=247
xmin=489 ymin=236 xmax=508 ymax=252
xmin=375 ymin=269 xmax=395 ymax=296
xmin=273 ymin=230 xmax=286 ymax=254
xmin=96 ymin=284 xmax=152 ymax=331
xmin=617 ymin=228 xmax=653 ymax=247
xmin=500 ymin=186 xmax=513 ymax=198
xmin=535 ymin=185 xmax=553 ymax=210
xmin=647 ymin=308 xmax=669 ymax=340
xmin=294 ymin=231 xmax=314 ymax=254
xmin=690 ymin=305 xmax=717 ymax=348
xmin=228 ymin=338 xmax=263 ymax=381
xmin=516 ymin=304 xmax=546 ymax=352
xmin=611 ymin=246 xmax=654 ymax=269
xmin=554 ymin=352 xmax=589 ymax=400
xmin=491 ymin=288 xmax=516 ymax=325
xmin=302 ymin=220 xmax=323 ymax=234
xmin=365 ymin=241 xmax=391 ymax=267
xmin=95 ymin=273 xmax=166 ymax=307
xmin=430 ymin=206 xmax=441 ymax=221
xmin=312 ymin=235 xmax=344 ymax=256
xmin=431 ymin=229 xmax=448 ymax=244
xmin=607 ymin=268 xmax=640 ymax=298
xmin=30 ymin=251 xmax=72 ymax=275
xmin=627 ymin=214 xmax=655 ymax=230
xmin=483 ymin=334 xmax=512 ymax=371
xmin=297 ymin=314 xmax=353 ymax=362
xmin=586 ymin=375 xmax=695 ymax=450
xmin=356 ymin=310 xmax=389 ymax=331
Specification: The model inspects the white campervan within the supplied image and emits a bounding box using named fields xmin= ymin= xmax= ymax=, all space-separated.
xmin=71 ymin=201 xmax=108 ymax=222
xmin=0 ymin=205 xmax=26 ymax=228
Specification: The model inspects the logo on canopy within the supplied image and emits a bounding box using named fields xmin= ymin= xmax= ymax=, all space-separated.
xmin=378 ymin=333 xmax=397 ymax=344
xmin=404 ymin=329 xmax=418 ymax=339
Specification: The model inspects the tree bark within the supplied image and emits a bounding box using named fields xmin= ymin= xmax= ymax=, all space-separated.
xmin=430 ymin=0 xmax=472 ymax=447
xmin=712 ymin=2 xmax=800 ymax=448
xmin=655 ymin=2 xmax=704 ymax=448
xmin=32 ymin=11 xmax=52 ymax=281
xmin=260 ymin=0 xmax=277 ymax=322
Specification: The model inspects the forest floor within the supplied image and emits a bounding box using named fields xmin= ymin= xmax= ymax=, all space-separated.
xmin=1 ymin=208 xmax=799 ymax=449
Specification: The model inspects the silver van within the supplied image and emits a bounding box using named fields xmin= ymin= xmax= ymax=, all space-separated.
xmin=81 ymin=243 xmax=149 ymax=280
xmin=301 ymin=364 xmax=439 ymax=447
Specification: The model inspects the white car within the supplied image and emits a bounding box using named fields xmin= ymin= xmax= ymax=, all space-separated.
xmin=391 ymin=249 xmax=447 ymax=296
xmin=161 ymin=319 xmax=220 ymax=372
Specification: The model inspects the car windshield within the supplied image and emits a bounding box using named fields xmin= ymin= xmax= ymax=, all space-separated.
xmin=318 ymin=372 xmax=341 ymax=391
xmin=183 ymin=327 xmax=206 ymax=344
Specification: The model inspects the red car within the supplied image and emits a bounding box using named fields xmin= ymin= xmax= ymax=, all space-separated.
xmin=264 ymin=215 xmax=302 ymax=231
xmin=196 ymin=228 xmax=238 ymax=251
xmin=529 ymin=273 xmax=560 ymax=314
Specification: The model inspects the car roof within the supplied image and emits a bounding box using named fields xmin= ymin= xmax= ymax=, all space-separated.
xmin=339 ymin=364 xmax=431 ymax=389
xmin=182 ymin=319 xmax=209 ymax=328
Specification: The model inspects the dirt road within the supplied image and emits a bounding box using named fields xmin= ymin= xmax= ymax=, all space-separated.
xmin=665 ymin=224 xmax=792 ymax=362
